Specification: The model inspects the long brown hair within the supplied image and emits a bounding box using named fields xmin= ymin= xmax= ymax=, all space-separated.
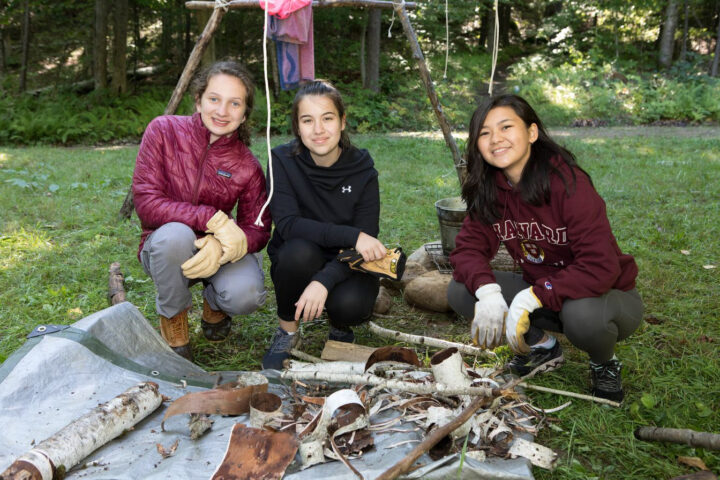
xmin=290 ymin=80 xmax=352 ymax=154
xmin=191 ymin=60 xmax=255 ymax=146
xmin=463 ymin=94 xmax=588 ymax=224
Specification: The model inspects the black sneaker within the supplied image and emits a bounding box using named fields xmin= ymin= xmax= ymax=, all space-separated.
xmin=328 ymin=325 xmax=355 ymax=343
xmin=507 ymin=340 xmax=564 ymax=377
xmin=261 ymin=327 xmax=298 ymax=370
xmin=590 ymin=358 xmax=624 ymax=402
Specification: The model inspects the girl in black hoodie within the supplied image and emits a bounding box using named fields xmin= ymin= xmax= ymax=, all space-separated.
xmin=262 ymin=80 xmax=386 ymax=369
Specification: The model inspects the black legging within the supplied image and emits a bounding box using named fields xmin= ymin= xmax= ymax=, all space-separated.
xmin=447 ymin=271 xmax=644 ymax=363
xmin=270 ymin=238 xmax=379 ymax=328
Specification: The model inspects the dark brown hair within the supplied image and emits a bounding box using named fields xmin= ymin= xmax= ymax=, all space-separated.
xmin=290 ymin=79 xmax=351 ymax=154
xmin=191 ymin=60 xmax=255 ymax=146
xmin=463 ymin=94 xmax=589 ymax=224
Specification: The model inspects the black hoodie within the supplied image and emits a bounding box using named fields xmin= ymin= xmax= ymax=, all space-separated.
xmin=266 ymin=141 xmax=380 ymax=290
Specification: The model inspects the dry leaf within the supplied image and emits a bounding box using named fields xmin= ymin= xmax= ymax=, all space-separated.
xmin=678 ymin=456 xmax=709 ymax=470
xmin=680 ymin=250 xmax=691 ymax=255
xmin=645 ymin=316 xmax=663 ymax=325
xmin=702 ymin=265 xmax=716 ymax=269
xmin=156 ymin=439 xmax=179 ymax=458
xmin=67 ymin=307 xmax=83 ymax=319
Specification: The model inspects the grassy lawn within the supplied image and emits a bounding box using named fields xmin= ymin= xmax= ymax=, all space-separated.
xmin=1 ymin=129 xmax=719 ymax=479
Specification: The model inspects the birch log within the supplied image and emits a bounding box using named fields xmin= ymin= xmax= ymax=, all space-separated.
xmin=1 ymin=382 xmax=163 ymax=480
xmin=368 ymin=321 xmax=495 ymax=358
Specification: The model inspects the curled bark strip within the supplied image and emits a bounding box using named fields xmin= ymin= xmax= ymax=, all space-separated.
xmin=210 ymin=425 xmax=299 ymax=480
xmin=364 ymin=346 xmax=421 ymax=372
xmin=329 ymin=435 xmax=365 ymax=480
xmin=634 ymin=427 xmax=720 ymax=451
xmin=161 ymin=382 xmax=267 ymax=430
xmin=1 ymin=382 xmax=162 ymax=480
xmin=249 ymin=392 xmax=283 ymax=429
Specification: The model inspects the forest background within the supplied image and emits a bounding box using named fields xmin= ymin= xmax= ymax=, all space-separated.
xmin=0 ymin=1 xmax=719 ymax=479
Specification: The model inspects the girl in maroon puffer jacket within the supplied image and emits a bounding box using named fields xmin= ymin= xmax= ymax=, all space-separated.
xmin=132 ymin=60 xmax=270 ymax=361
xmin=448 ymin=94 xmax=643 ymax=402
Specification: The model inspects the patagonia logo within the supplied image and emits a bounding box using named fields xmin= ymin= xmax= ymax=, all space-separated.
xmin=341 ymin=185 xmax=352 ymax=194
xmin=217 ymin=170 xmax=232 ymax=178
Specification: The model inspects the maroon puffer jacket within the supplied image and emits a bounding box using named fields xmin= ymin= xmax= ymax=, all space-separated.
xmin=132 ymin=113 xmax=271 ymax=258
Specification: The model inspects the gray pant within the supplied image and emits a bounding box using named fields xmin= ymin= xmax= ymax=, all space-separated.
xmin=447 ymin=271 xmax=644 ymax=363
xmin=140 ymin=222 xmax=267 ymax=318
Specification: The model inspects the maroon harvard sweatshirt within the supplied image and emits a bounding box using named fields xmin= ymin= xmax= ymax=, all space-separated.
xmin=450 ymin=160 xmax=638 ymax=311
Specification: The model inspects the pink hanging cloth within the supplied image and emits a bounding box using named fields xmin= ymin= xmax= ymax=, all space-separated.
xmin=260 ymin=0 xmax=315 ymax=90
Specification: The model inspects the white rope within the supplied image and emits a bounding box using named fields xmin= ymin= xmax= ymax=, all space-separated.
xmin=214 ymin=0 xmax=230 ymax=11
xmin=387 ymin=9 xmax=395 ymax=38
xmin=443 ymin=0 xmax=449 ymax=79
xmin=487 ymin=0 xmax=499 ymax=96
xmin=254 ymin=1 xmax=273 ymax=227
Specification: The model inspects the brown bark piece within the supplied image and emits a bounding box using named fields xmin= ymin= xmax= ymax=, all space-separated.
xmin=364 ymin=346 xmax=421 ymax=372
xmin=321 ymin=340 xmax=378 ymax=362
xmin=108 ymin=262 xmax=126 ymax=305
xmin=211 ymin=424 xmax=299 ymax=480
xmin=162 ymin=382 xmax=267 ymax=430
xmin=374 ymin=286 xmax=393 ymax=314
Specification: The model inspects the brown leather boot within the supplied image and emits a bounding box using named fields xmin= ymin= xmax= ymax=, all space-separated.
xmin=159 ymin=308 xmax=193 ymax=361
xmin=201 ymin=298 xmax=231 ymax=342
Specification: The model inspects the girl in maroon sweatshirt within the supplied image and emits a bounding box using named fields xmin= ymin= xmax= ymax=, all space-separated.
xmin=448 ymin=94 xmax=643 ymax=402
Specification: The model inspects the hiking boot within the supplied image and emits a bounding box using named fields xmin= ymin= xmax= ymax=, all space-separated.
xmin=201 ymin=299 xmax=231 ymax=342
xmin=159 ymin=308 xmax=193 ymax=362
xmin=507 ymin=340 xmax=564 ymax=377
xmin=261 ymin=327 xmax=299 ymax=370
xmin=590 ymin=358 xmax=624 ymax=402
xmin=328 ymin=325 xmax=355 ymax=343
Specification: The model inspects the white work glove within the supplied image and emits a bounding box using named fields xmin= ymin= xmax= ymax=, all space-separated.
xmin=505 ymin=287 xmax=542 ymax=354
xmin=181 ymin=235 xmax=223 ymax=279
xmin=471 ymin=283 xmax=508 ymax=349
xmin=206 ymin=210 xmax=248 ymax=264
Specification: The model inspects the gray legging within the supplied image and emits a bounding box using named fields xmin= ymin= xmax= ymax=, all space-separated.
xmin=140 ymin=222 xmax=267 ymax=318
xmin=447 ymin=271 xmax=644 ymax=363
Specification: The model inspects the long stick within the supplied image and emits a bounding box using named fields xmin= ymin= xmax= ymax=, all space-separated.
xmin=375 ymin=395 xmax=485 ymax=480
xmin=1 ymin=382 xmax=163 ymax=480
xmin=635 ymin=427 xmax=720 ymax=451
xmin=391 ymin=0 xmax=464 ymax=184
xmin=519 ymin=382 xmax=621 ymax=408
xmin=185 ymin=0 xmax=417 ymax=10
xmin=368 ymin=321 xmax=494 ymax=358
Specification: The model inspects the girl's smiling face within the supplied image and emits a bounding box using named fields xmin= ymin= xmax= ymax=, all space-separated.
xmin=477 ymin=106 xmax=538 ymax=184
xmin=296 ymin=94 xmax=346 ymax=167
xmin=196 ymin=73 xmax=248 ymax=144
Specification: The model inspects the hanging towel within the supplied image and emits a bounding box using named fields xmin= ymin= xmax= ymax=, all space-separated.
xmin=258 ymin=0 xmax=311 ymax=19
xmin=267 ymin=4 xmax=315 ymax=90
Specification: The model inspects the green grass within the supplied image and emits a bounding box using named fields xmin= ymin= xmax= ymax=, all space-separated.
xmin=1 ymin=130 xmax=719 ymax=478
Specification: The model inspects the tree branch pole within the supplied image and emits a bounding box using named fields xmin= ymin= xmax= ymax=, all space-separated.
xmin=392 ymin=0 xmax=465 ymax=185
xmin=367 ymin=321 xmax=495 ymax=358
xmin=185 ymin=0 xmax=417 ymax=10
xmin=635 ymin=427 xmax=720 ymax=451
xmin=519 ymin=382 xmax=621 ymax=408
xmin=375 ymin=395 xmax=485 ymax=480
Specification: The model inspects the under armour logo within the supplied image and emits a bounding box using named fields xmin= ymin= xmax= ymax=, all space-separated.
xmin=341 ymin=186 xmax=352 ymax=193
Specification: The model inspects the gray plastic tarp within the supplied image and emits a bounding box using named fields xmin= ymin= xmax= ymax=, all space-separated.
xmin=0 ymin=302 xmax=534 ymax=479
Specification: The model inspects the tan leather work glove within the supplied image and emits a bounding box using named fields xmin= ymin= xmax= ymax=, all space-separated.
xmin=181 ymin=235 xmax=223 ymax=279
xmin=337 ymin=247 xmax=406 ymax=281
xmin=505 ymin=287 xmax=542 ymax=353
xmin=206 ymin=210 xmax=248 ymax=264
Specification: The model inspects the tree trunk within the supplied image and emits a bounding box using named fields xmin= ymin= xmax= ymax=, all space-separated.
xmin=19 ymin=0 xmax=30 ymax=93
xmin=485 ymin=1 xmax=496 ymax=53
xmin=712 ymin=3 xmax=720 ymax=76
xmin=132 ymin=0 xmax=141 ymax=74
xmin=197 ymin=9 xmax=216 ymax=68
xmin=679 ymin=0 xmax=689 ymax=62
xmin=364 ymin=8 xmax=381 ymax=92
xmin=111 ymin=0 xmax=129 ymax=94
xmin=94 ymin=0 xmax=110 ymax=90
xmin=659 ymin=0 xmax=680 ymax=68
xmin=0 ymin=28 xmax=6 ymax=77
xmin=499 ymin=2 xmax=511 ymax=46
